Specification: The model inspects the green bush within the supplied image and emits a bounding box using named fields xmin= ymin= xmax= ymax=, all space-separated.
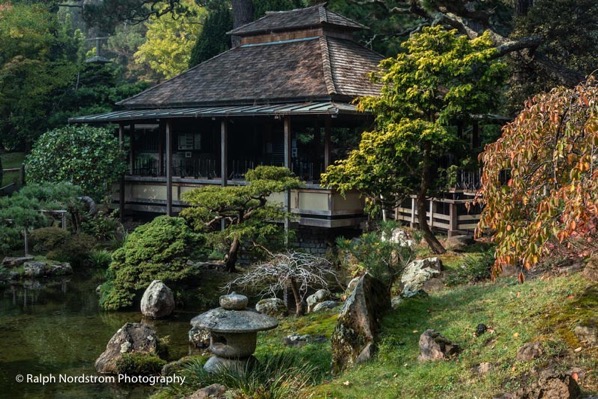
xmin=88 ymin=249 xmax=113 ymax=269
xmin=445 ymin=249 xmax=494 ymax=286
xmin=99 ymin=216 xmax=202 ymax=310
xmin=25 ymin=125 xmax=126 ymax=201
xmin=116 ymin=353 xmax=166 ymax=376
xmin=81 ymin=211 xmax=123 ymax=241
xmin=337 ymin=222 xmax=413 ymax=291
xmin=30 ymin=227 xmax=70 ymax=253
xmin=46 ymin=233 xmax=96 ymax=267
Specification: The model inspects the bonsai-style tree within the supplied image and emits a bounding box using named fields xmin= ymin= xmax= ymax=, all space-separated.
xmin=181 ymin=166 xmax=302 ymax=272
xmin=477 ymin=77 xmax=597 ymax=277
xmin=322 ymin=26 xmax=506 ymax=253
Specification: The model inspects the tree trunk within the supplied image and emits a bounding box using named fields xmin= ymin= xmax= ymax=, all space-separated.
xmin=231 ymin=0 xmax=254 ymax=47
xmin=225 ymin=235 xmax=240 ymax=272
xmin=288 ymin=277 xmax=304 ymax=316
xmin=418 ymin=143 xmax=446 ymax=254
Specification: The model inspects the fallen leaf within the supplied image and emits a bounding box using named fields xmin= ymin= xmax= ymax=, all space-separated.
xmin=571 ymin=372 xmax=579 ymax=381
xmin=567 ymin=295 xmax=575 ymax=300
xmin=343 ymin=381 xmax=351 ymax=386
xmin=574 ymin=347 xmax=582 ymax=352
xmin=513 ymin=332 xmax=519 ymax=338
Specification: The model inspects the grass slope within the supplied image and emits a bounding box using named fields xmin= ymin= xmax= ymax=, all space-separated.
xmin=308 ymin=272 xmax=596 ymax=398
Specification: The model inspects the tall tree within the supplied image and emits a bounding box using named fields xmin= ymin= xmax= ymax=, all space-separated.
xmin=134 ymin=0 xmax=206 ymax=80
xmin=0 ymin=2 xmax=80 ymax=149
xmin=322 ymin=26 xmax=506 ymax=253
xmin=477 ymin=77 xmax=597 ymax=277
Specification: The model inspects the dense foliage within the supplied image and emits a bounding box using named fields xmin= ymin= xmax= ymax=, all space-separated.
xmin=26 ymin=125 xmax=126 ymax=201
xmin=134 ymin=0 xmax=206 ymax=80
xmin=0 ymin=2 xmax=80 ymax=149
xmin=181 ymin=166 xmax=302 ymax=272
xmin=336 ymin=222 xmax=413 ymax=292
xmin=478 ymin=77 xmax=597 ymax=276
xmin=323 ymin=26 xmax=506 ymax=253
xmin=100 ymin=216 xmax=201 ymax=310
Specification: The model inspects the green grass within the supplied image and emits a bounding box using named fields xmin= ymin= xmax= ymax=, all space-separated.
xmin=1 ymin=152 xmax=26 ymax=187
xmin=311 ymin=273 xmax=597 ymax=398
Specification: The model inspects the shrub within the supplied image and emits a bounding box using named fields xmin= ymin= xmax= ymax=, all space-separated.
xmin=81 ymin=210 xmax=124 ymax=241
xmin=25 ymin=125 xmax=126 ymax=201
xmin=99 ymin=216 xmax=202 ymax=310
xmin=88 ymin=249 xmax=113 ymax=269
xmin=30 ymin=227 xmax=70 ymax=253
xmin=337 ymin=222 xmax=413 ymax=291
xmin=445 ymin=249 xmax=494 ymax=286
xmin=46 ymin=233 xmax=96 ymax=267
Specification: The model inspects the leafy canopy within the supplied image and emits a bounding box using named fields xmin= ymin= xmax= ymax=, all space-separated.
xmin=477 ymin=77 xmax=597 ymax=275
xmin=323 ymin=26 xmax=506 ymax=213
xmin=26 ymin=125 xmax=126 ymax=201
xmin=0 ymin=2 xmax=80 ymax=148
xmin=134 ymin=0 xmax=206 ymax=80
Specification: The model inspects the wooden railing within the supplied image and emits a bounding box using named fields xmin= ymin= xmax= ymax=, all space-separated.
xmin=393 ymin=196 xmax=482 ymax=236
xmin=1 ymin=166 xmax=25 ymax=195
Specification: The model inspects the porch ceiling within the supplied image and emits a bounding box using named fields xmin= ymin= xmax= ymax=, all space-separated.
xmin=68 ymin=101 xmax=364 ymax=124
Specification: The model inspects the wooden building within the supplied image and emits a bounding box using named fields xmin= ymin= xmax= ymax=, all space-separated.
xmin=70 ymin=4 xmax=384 ymax=230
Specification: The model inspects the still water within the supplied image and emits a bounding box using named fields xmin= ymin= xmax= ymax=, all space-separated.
xmin=0 ymin=274 xmax=199 ymax=398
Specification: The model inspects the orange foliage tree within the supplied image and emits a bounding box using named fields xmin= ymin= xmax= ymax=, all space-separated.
xmin=477 ymin=77 xmax=597 ymax=276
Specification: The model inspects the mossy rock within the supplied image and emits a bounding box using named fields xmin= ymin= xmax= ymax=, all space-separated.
xmin=116 ymin=353 xmax=167 ymax=376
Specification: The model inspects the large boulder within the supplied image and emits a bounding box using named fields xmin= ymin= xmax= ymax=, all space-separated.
xmin=307 ymin=289 xmax=330 ymax=313
xmin=140 ymin=280 xmax=175 ymax=318
xmin=95 ymin=322 xmax=161 ymax=374
xmin=22 ymin=261 xmax=72 ymax=278
xmin=255 ymin=298 xmax=288 ymax=317
xmin=401 ymin=257 xmax=443 ymax=298
xmin=331 ymin=274 xmax=390 ymax=373
xmin=312 ymin=300 xmax=339 ymax=312
xmin=418 ymin=329 xmax=460 ymax=361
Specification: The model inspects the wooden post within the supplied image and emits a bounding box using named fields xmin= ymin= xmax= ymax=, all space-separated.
xmin=129 ymin=123 xmax=135 ymax=174
xmin=118 ymin=124 xmax=125 ymax=222
xmin=166 ymin=120 xmax=173 ymax=216
xmin=324 ymin=118 xmax=331 ymax=169
xmin=283 ymin=116 xmax=292 ymax=240
xmin=429 ymin=199 xmax=434 ymax=228
xmin=449 ymin=202 xmax=458 ymax=237
xmin=410 ymin=197 xmax=416 ymax=228
xmin=221 ymin=120 xmax=228 ymax=187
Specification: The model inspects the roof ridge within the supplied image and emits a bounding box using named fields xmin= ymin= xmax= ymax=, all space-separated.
xmin=265 ymin=2 xmax=326 ymax=16
xmin=320 ymin=36 xmax=337 ymax=96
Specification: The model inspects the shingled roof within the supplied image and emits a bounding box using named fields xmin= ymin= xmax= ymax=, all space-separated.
xmin=228 ymin=3 xmax=366 ymax=36
xmin=117 ymin=4 xmax=382 ymax=109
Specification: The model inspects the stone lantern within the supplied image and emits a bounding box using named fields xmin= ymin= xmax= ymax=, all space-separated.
xmin=190 ymin=293 xmax=278 ymax=373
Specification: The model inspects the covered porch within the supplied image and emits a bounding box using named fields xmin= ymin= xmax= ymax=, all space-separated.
xmin=72 ymin=101 xmax=370 ymax=228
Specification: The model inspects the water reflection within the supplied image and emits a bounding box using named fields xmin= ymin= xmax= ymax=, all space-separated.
xmin=0 ymin=275 xmax=195 ymax=399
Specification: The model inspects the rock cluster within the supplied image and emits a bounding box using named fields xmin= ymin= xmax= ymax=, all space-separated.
xmin=417 ymin=329 xmax=460 ymax=361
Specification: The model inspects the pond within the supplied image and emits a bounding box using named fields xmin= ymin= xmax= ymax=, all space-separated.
xmin=0 ymin=274 xmax=201 ymax=398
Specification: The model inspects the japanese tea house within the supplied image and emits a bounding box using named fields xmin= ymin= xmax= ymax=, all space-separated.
xmin=70 ymin=3 xmax=384 ymax=231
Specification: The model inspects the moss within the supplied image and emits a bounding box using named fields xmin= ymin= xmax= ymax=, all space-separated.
xmin=115 ymin=353 xmax=167 ymax=376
